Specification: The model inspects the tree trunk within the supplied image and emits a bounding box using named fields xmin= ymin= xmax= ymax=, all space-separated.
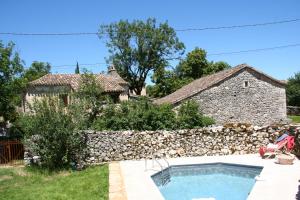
xmin=134 ymin=87 xmax=142 ymax=95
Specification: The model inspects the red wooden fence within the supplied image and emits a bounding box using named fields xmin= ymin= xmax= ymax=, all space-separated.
xmin=0 ymin=139 xmax=24 ymax=165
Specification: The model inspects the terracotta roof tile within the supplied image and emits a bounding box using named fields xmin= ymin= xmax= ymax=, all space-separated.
xmin=29 ymin=73 xmax=127 ymax=93
xmin=154 ymin=64 xmax=285 ymax=105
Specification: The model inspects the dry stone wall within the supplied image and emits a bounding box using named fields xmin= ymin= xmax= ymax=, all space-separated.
xmin=83 ymin=124 xmax=287 ymax=165
xmin=25 ymin=124 xmax=297 ymax=167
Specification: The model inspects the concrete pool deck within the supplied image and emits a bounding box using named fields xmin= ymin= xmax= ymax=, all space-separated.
xmin=116 ymin=154 xmax=300 ymax=200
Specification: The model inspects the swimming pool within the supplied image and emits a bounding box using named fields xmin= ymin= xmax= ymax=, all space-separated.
xmin=151 ymin=163 xmax=263 ymax=200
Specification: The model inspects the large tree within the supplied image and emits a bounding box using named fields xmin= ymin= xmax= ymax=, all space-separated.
xmin=99 ymin=18 xmax=185 ymax=95
xmin=20 ymin=61 xmax=51 ymax=111
xmin=147 ymin=47 xmax=231 ymax=98
xmin=286 ymin=72 xmax=300 ymax=106
xmin=0 ymin=41 xmax=24 ymax=122
xmin=176 ymin=48 xmax=209 ymax=79
xmin=23 ymin=61 xmax=51 ymax=82
xmin=147 ymin=70 xmax=193 ymax=98
xmin=176 ymin=48 xmax=231 ymax=79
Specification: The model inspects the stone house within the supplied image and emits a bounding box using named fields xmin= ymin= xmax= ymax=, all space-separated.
xmin=24 ymin=65 xmax=129 ymax=111
xmin=154 ymin=64 xmax=287 ymax=126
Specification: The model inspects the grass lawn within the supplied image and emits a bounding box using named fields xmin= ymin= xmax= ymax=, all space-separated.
xmin=0 ymin=165 xmax=108 ymax=200
xmin=288 ymin=115 xmax=300 ymax=123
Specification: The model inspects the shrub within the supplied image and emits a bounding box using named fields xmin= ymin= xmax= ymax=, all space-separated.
xmin=177 ymin=100 xmax=214 ymax=129
xmin=19 ymin=98 xmax=86 ymax=170
xmin=92 ymin=98 xmax=214 ymax=131
xmin=92 ymin=97 xmax=177 ymax=131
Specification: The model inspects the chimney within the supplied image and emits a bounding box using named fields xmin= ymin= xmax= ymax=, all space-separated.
xmin=107 ymin=64 xmax=116 ymax=75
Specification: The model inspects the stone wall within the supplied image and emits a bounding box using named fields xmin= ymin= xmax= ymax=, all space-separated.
xmin=178 ymin=68 xmax=287 ymax=126
xmin=25 ymin=124 xmax=298 ymax=167
xmin=287 ymin=106 xmax=300 ymax=115
xmin=82 ymin=124 xmax=290 ymax=165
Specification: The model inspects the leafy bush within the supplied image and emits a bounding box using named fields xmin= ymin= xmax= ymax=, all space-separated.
xmin=92 ymin=98 xmax=177 ymax=131
xmin=19 ymin=98 xmax=86 ymax=170
xmin=177 ymin=100 xmax=214 ymax=129
xmin=286 ymin=72 xmax=300 ymax=106
xmin=92 ymin=98 xmax=214 ymax=131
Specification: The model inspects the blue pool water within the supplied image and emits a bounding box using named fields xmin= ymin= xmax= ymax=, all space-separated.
xmin=151 ymin=163 xmax=262 ymax=200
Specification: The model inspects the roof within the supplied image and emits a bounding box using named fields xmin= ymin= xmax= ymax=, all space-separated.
xmin=29 ymin=73 xmax=127 ymax=93
xmin=154 ymin=64 xmax=286 ymax=105
xmin=107 ymin=65 xmax=128 ymax=85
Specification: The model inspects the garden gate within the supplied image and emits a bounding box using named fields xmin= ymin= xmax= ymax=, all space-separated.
xmin=0 ymin=139 xmax=24 ymax=165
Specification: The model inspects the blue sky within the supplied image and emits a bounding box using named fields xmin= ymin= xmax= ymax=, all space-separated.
xmin=1 ymin=0 xmax=299 ymax=82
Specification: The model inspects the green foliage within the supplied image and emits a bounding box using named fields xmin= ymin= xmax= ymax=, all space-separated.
xmin=177 ymin=100 xmax=214 ymax=129
xmin=176 ymin=48 xmax=209 ymax=79
xmin=176 ymin=48 xmax=231 ymax=79
xmin=20 ymin=98 xmax=85 ymax=170
xmin=17 ymin=72 xmax=108 ymax=169
xmin=147 ymin=70 xmax=193 ymax=98
xmin=0 ymin=41 xmax=24 ymax=122
xmin=7 ymin=61 xmax=51 ymax=138
xmin=286 ymin=72 xmax=300 ymax=106
xmin=207 ymin=61 xmax=231 ymax=74
xmin=201 ymin=116 xmax=216 ymax=127
xmin=23 ymin=61 xmax=51 ymax=82
xmin=177 ymin=100 xmax=215 ymax=129
xmin=99 ymin=18 xmax=185 ymax=95
xmin=148 ymin=47 xmax=231 ymax=98
xmin=0 ymin=40 xmax=51 ymax=123
xmin=92 ymin=98 xmax=214 ymax=131
xmin=92 ymin=97 xmax=177 ymax=131
xmin=73 ymin=71 xmax=106 ymax=126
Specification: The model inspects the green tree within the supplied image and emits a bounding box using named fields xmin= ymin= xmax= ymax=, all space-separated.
xmin=286 ymin=72 xmax=300 ymax=106
xmin=176 ymin=48 xmax=209 ymax=79
xmin=147 ymin=70 xmax=193 ymax=98
xmin=23 ymin=61 xmax=51 ymax=82
xmin=176 ymin=48 xmax=231 ymax=79
xmin=99 ymin=18 xmax=185 ymax=95
xmin=73 ymin=71 xmax=106 ymax=125
xmin=148 ymin=47 xmax=231 ymax=98
xmin=75 ymin=62 xmax=80 ymax=74
xmin=0 ymin=41 xmax=24 ymax=122
xmin=206 ymin=61 xmax=231 ymax=75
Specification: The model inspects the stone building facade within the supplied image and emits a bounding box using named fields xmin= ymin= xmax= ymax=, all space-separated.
xmin=155 ymin=64 xmax=287 ymax=126
xmin=24 ymin=65 xmax=130 ymax=111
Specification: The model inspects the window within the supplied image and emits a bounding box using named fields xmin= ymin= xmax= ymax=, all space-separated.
xmin=59 ymin=94 xmax=68 ymax=106
xmin=244 ymin=81 xmax=249 ymax=88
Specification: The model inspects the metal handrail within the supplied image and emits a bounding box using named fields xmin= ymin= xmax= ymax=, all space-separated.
xmin=161 ymin=157 xmax=169 ymax=168
xmin=145 ymin=152 xmax=170 ymax=173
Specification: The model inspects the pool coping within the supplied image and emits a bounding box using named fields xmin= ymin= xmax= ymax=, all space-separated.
xmin=109 ymin=162 xmax=127 ymax=200
xmin=119 ymin=154 xmax=300 ymax=200
xmin=151 ymin=162 xmax=263 ymax=178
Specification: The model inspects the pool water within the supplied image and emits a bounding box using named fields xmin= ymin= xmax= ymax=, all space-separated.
xmin=151 ymin=163 xmax=262 ymax=200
